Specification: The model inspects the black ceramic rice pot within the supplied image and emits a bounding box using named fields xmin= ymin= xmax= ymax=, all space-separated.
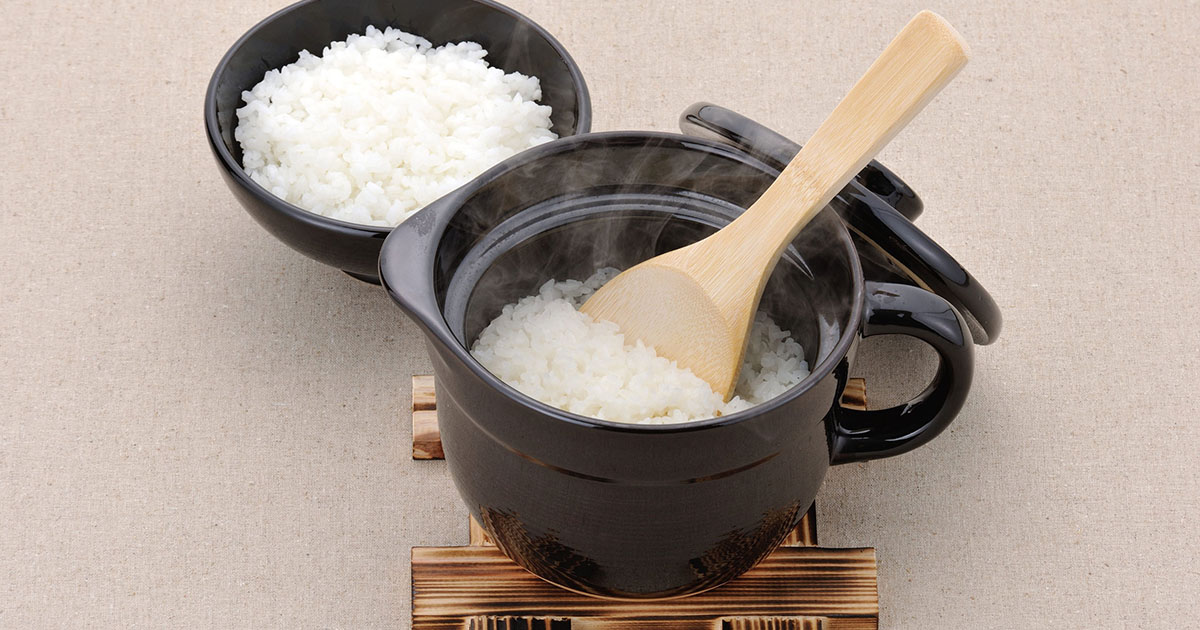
xmin=380 ymin=116 xmax=985 ymax=598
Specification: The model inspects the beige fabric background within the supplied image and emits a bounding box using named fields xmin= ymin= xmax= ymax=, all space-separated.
xmin=3 ymin=0 xmax=1198 ymax=627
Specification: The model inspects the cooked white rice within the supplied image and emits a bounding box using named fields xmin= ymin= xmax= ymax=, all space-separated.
xmin=471 ymin=269 xmax=811 ymax=425
xmin=235 ymin=26 xmax=557 ymax=227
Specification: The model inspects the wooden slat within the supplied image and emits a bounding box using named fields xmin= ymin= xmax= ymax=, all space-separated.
xmin=573 ymin=621 xmax=716 ymax=630
xmin=467 ymin=616 xmax=571 ymax=629
xmin=413 ymin=375 xmax=443 ymax=459
xmin=574 ymin=621 xmax=872 ymax=630
xmin=781 ymin=504 xmax=818 ymax=547
xmin=469 ymin=517 xmax=494 ymax=546
xmin=414 ymin=374 xmax=438 ymax=410
xmin=411 ymin=546 xmax=878 ymax=627
xmin=816 ymin=620 xmax=876 ymax=630
xmin=453 ymin=619 xmax=876 ymax=630
xmin=839 ymin=378 xmax=868 ymax=411
xmin=726 ymin=619 xmax=876 ymax=630
xmin=413 ymin=409 xmax=444 ymax=459
xmin=724 ymin=618 xmax=824 ymax=630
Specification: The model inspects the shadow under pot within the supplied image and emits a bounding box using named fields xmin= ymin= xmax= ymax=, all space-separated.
xmin=380 ymin=132 xmax=974 ymax=599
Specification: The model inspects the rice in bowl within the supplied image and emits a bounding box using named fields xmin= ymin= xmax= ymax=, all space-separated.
xmin=235 ymin=26 xmax=557 ymax=227
xmin=471 ymin=269 xmax=812 ymax=425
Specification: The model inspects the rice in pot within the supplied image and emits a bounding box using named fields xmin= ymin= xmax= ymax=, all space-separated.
xmin=471 ymin=269 xmax=811 ymax=425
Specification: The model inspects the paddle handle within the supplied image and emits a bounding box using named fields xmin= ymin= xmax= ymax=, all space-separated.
xmin=741 ymin=11 xmax=969 ymax=251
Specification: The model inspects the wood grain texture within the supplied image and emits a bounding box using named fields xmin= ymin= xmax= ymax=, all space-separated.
xmin=467 ymin=616 xmax=570 ymax=629
xmin=724 ymin=618 xmax=825 ymax=630
xmin=413 ymin=375 xmax=437 ymax=411
xmin=412 ymin=375 xmax=443 ymax=460
xmin=574 ymin=620 xmax=877 ymax=630
xmin=839 ymin=378 xmax=868 ymax=412
xmin=575 ymin=617 xmax=878 ymax=630
xmin=560 ymin=620 xmax=875 ymax=630
xmin=781 ymin=503 xmax=818 ymax=547
xmin=411 ymin=546 xmax=877 ymax=627
xmin=573 ymin=621 xmax=717 ymax=630
xmin=469 ymin=517 xmax=495 ymax=547
xmin=579 ymin=11 xmax=968 ymax=400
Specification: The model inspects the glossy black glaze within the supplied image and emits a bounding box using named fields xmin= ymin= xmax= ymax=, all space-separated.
xmin=678 ymin=103 xmax=1002 ymax=344
xmin=379 ymin=132 xmax=974 ymax=599
xmin=832 ymin=282 xmax=973 ymax=463
xmin=204 ymin=0 xmax=591 ymax=282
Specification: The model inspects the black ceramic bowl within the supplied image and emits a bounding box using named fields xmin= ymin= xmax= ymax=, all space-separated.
xmin=204 ymin=0 xmax=591 ymax=283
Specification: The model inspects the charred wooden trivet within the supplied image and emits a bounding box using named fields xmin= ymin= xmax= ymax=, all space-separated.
xmin=410 ymin=375 xmax=879 ymax=629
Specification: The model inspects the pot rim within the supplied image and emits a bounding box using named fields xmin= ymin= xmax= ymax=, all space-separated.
xmin=384 ymin=130 xmax=866 ymax=434
xmin=203 ymin=0 xmax=593 ymax=238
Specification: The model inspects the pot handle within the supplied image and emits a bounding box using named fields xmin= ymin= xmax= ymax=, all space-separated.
xmin=378 ymin=196 xmax=457 ymax=334
xmin=831 ymin=281 xmax=974 ymax=464
xmin=679 ymin=102 xmax=923 ymax=220
xmin=680 ymin=102 xmax=1002 ymax=346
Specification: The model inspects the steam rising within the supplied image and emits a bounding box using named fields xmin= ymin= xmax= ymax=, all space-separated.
xmin=436 ymin=136 xmax=859 ymax=372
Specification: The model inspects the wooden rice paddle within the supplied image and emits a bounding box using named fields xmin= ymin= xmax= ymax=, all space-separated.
xmin=581 ymin=11 xmax=969 ymax=400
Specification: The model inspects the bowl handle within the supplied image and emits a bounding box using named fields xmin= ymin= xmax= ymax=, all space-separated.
xmin=678 ymin=102 xmax=923 ymax=220
xmin=830 ymin=281 xmax=974 ymax=464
